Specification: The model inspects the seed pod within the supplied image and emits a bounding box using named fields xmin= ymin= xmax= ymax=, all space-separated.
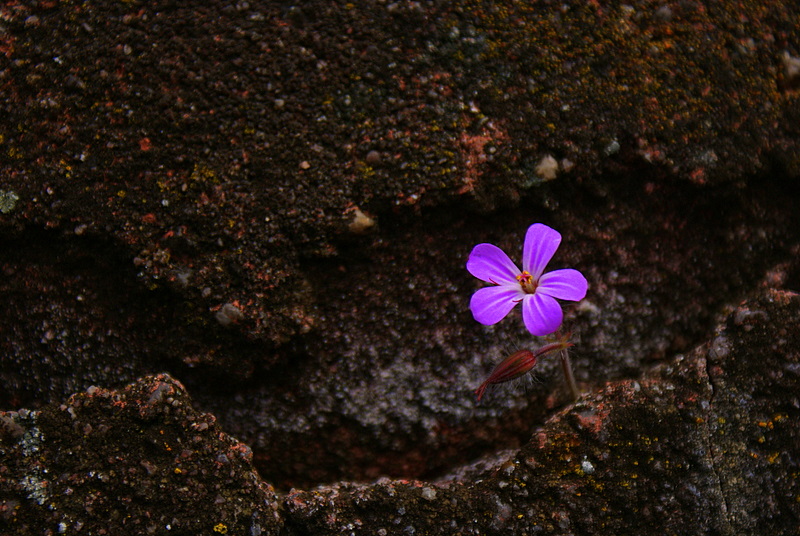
xmin=475 ymin=335 xmax=573 ymax=401
xmin=475 ymin=349 xmax=537 ymax=401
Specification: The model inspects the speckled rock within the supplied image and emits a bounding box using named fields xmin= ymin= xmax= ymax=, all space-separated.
xmin=281 ymin=289 xmax=800 ymax=535
xmin=2 ymin=0 xmax=800 ymax=495
xmin=2 ymin=290 xmax=797 ymax=535
xmin=3 ymin=0 xmax=800 ymax=347
xmin=0 ymin=374 xmax=282 ymax=535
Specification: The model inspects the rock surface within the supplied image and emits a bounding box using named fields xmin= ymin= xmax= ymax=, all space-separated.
xmin=2 ymin=290 xmax=798 ymax=534
xmin=1 ymin=0 xmax=800 ymax=533
xmin=0 ymin=374 xmax=282 ymax=535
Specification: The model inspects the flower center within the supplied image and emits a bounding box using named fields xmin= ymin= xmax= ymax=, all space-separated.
xmin=516 ymin=271 xmax=538 ymax=294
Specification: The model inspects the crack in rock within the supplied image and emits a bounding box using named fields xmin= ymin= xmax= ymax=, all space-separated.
xmin=699 ymin=351 xmax=735 ymax=536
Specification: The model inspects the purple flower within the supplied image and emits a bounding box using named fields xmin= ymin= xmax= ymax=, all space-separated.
xmin=466 ymin=223 xmax=588 ymax=336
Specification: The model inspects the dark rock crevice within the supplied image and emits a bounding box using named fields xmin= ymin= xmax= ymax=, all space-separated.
xmin=2 ymin=169 xmax=800 ymax=490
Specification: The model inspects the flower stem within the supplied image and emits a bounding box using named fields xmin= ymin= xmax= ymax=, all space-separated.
xmin=560 ymin=348 xmax=580 ymax=402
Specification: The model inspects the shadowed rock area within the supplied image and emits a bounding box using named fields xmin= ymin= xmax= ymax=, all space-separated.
xmin=1 ymin=0 xmax=800 ymax=533
xmin=2 ymin=290 xmax=798 ymax=534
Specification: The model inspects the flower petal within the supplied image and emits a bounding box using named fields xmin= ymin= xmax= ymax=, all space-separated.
xmin=522 ymin=223 xmax=561 ymax=278
xmin=538 ymin=269 xmax=588 ymax=301
xmin=466 ymin=243 xmax=520 ymax=285
xmin=521 ymin=293 xmax=563 ymax=336
xmin=470 ymin=285 xmax=524 ymax=325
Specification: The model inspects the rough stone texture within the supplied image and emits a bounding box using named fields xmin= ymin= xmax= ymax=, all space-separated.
xmin=0 ymin=374 xmax=282 ymax=535
xmin=2 ymin=0 xmax=800 ymax=347
xmin=2 ymin=291 xmax=798 ymax=535
xmin=4 ymin=172 xmax=798 ymax=489
xmin=2 ymin=0 xmax=800 ymax=530
xmin=280 ymin=290 xmax=800 ymax=535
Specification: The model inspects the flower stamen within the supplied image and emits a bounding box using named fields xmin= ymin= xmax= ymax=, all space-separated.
xmin=516 ymin=270 xmax=538 ymax=294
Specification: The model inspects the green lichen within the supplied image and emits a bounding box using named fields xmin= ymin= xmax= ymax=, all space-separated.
xmin=0 ymin=190 xmax=20 ymax=214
